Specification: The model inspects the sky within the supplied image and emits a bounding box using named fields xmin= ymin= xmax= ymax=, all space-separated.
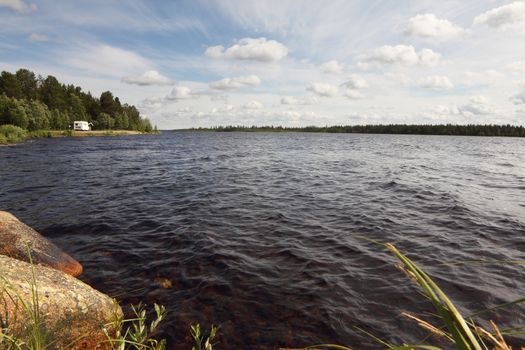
xmin=1 ymin=0 xmax=525 ymax=129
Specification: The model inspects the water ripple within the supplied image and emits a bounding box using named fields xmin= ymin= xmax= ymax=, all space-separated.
xmin=1 ymin=132 xmax=524 ymax=349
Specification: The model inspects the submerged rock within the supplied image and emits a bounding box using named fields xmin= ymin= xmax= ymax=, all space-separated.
xmin=0 ymin=211 xmax=83 ymax=277
xmin=0 ymin=254 xmax=121 ymax=349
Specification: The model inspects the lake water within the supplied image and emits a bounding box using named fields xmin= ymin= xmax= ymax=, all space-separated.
xmin=1 ymin=131 xmax=524 ymax=349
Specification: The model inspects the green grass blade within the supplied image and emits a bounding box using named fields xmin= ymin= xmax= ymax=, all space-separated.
xmin=386 ymin=244 xmax=482 ymax=350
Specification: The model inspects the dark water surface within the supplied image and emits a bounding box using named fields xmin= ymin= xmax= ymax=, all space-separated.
xmin=1 ymin=131 xmax=525 ymax=349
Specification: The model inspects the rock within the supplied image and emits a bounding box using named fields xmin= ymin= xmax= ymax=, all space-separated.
xmin=0 ymin=254 xmax=122 ymax=349
xmin=0 ymin=211 xmax=83 ymax=277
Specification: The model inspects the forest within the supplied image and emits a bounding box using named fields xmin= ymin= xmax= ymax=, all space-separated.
xmin=0 ymin=68 xmax=153 ymax=132
xmin=196 ymin=124 xmax=525 ymax=137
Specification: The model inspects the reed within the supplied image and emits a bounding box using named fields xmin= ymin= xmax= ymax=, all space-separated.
xmin=281 ymin=243 xmax=521 ymax=350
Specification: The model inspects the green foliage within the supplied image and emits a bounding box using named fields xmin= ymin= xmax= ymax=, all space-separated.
xmin=97 ymin=112 xmax=115 ymax=130
xmin=0 ymin=95 xmax=28 ymax=129
xmin=190 ymin=324 xmax=218 ymax=350
xmin=68 ymin=93 xmax=87 ymax=122
xmin=103 ymin=302 xmax=167 ymax=350
xmin=50 ymin=109 xmax=69 ymax=130
xmin=23 ymin=100 xmax=50 ymax=131
xmin=0 ymin=72 xmax=22 ymax=99
xmin=0 ymin=68 xmax=152 ymax=133
xmin=195 ymin=124 xmax=525 ymax=137
xmin=0 ymin=124 xmax=27 ymax=144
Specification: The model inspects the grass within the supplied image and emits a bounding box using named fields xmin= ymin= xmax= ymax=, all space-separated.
xmin=281 ymin=243 xmax=522 ymax=350
xmin=190 ymin=324 xmax=219 ymax=350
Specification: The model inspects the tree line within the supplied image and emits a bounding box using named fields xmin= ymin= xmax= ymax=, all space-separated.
xmin=195 ymin=124 xmax=525 ymax=137
xmin=0 ymin=68 xmax=154 ymax=132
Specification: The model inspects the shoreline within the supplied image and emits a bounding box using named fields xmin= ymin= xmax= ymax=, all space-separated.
xmin=0 ymin=129 xmax=158 ymax=145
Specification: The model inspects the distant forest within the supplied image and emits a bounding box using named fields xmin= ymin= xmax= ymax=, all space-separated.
xmin=195 ymin=124 xmax=525 ymax=137
xmin=0 ymin=68 xmax=153 ymax=132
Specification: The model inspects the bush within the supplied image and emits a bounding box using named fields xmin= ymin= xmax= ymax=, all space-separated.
xmin=0 ymin=124 xmax=27 ymax=144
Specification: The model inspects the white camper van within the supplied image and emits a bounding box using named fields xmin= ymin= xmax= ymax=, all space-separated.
xmin=73 ymin=121 xmax=91 ymax=131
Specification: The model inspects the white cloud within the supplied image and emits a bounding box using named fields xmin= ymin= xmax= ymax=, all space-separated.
xmin=64 ymin=44 xmax=151 ymax=78
xmin=474 ymin=2 xmax=525 ymax=29
xmin=28 ymin=33 xmax=48 ymax=42
xmin=344 ymin=90 xmax=365 ymax=100
xmin=211 ymin=105 xmax=235 ymax=113
xmin=209 ymin=75 xmax=261 ymax=90
xmin=459 ymin=96 xmax=494 ymax=116
xmin=205 ymin=37 xmax=288 ymax=62
xmin=320 ymin=60 xmax=345 ymax=74
xmin=506 ymin=60 xmax=525 ymax=72
xmin=405 ymin=14 xmax=466 ymax=41
xmin=242 ymin=100 xmax=263 ymax=109
xmin=166 ymin=86 xmax=196 ymax=101
xmin=139 ymin=97 xmax=164 ymax=111
xmin=357 ymin=45 xmax=441 ymax=67
xmin=461 ymin=70 xmax=502 ymax=87
xmin=428 ymin=96 xmax=496 ymax=120
xmin=511 ymin=90 xmax=525 ymax=105
xmin=306 ymin=83 xmax=339 ymax=97
xmin=280 ymin=96 xmax=319 ymax=105
xmin=341 ymin=75 xmax=368 ymax=89
xmin=418 ymin=75 xmax=454 ymax=90
xmin=122 ymin=70 xmax=173 ymax=86
xmin=0 ymin=0 xmax=36 ymax=13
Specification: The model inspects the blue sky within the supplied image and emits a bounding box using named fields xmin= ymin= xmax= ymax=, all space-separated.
xmin=1 ymin=0 xmax=525 ymax=128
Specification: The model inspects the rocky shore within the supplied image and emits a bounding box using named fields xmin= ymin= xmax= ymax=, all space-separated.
xmin=0 ymin=211 xmax=121 ymax=349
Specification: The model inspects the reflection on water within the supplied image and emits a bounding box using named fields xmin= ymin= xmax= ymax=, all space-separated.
xmin=1 ymin=132 xmax=524 ymax=349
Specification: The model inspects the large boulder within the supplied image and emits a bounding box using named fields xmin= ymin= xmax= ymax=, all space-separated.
xmin=0 ymin=254 xmax=122 ymax=349
xmin=0 ymin=211 xmax=83 ymax=277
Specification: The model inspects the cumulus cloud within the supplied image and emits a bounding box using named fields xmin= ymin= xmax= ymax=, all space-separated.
xmin=405 ymin=14 xmax=466 ymax=41
xmin=0 ymin=0 xmax=36 ymax=13
xmin=242 ymin=100 xmax=263 ymax=109
xmin=28 ymin=33 xmax=48 ymax=42
xmin=320 ymin=60 xmax=345 ymax=74
xmin=341 ymin=75 xmax=368 ymax=89
xmin=280 ymin=96 xmax=319 ymax=105
xmin=166 ymin=86 xmax=196 ymax=101
xmin=357 ymin=45 xmax=441 ymax=68
xmin=122 ymin=70 xmax=174 ymax=86
xmin=418 ymin=75 xmax=454 ymax=90
xmin=306 ymin=83 xmax=339 ymax=97
xmin=459 ymin=96 xmax=494 ymax=116
xmin=344 ymin=90 xmax=365 ymax=100
xmin=340 ymin=75 xmax=368 ymax=99
xmin=429 ymin=96 xmax=495 ymax=119
xmin=209 ymin=75 xmax=261 ymax=90
xmin=205 ymin=37 xmax=288 ymax=62
xmin=511 ymin=90 xmax=525 ymax=105
xmin=139 ymin=97 xmax=164 ymax=111
xmin=474 ymin=2 xmax=525 ymax=29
